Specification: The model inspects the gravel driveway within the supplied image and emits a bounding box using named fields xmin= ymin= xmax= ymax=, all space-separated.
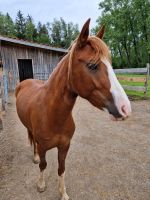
xmin=0 ymin=94 xmax=150 ymax=200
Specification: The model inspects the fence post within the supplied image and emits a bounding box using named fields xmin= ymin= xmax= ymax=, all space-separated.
xmin=0 ymin=75 xmax=3 ymax=130
xmin=3 ymin=74 xmax=8 ymax=104
xmin=0 ymin=74 xmax=5 ymax=112
xmin=144 ymin=63 xmax=150 ymax=97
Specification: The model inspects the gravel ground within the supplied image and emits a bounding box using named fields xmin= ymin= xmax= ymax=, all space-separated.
xmin=0 ymin=94 xmax=150 ymax=200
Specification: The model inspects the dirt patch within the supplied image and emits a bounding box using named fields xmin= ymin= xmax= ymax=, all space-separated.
xmin=0 ymin=94 xmax=150 ymax=200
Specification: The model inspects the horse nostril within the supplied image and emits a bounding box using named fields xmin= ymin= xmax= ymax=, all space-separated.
xmin=121 ymin=105 xmax=127 ymax=116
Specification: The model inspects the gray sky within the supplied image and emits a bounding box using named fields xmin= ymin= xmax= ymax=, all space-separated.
xmin=0 ymin=0 xmax=102 ymax=29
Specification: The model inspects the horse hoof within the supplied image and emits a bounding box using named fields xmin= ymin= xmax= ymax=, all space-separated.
xmin=33 ymin=158 xmax=40 ymax=164
xmin=33 ymin=155 xmax=40 ymax=164
xmin=61 ymin=193 xmax=69 ymax=200
xmin=37 ymin=181 xmax=46 ymax=193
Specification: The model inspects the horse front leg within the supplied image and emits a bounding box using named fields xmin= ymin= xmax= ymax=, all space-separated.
xmin=58 ymin=144 xmax=70 ymax=200
xmin=37 ymin=146 xmax=47 ymax=192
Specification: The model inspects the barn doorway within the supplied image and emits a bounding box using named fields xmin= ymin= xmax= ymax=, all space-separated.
xmin=18 ymin=59 xmax=33 ymax=82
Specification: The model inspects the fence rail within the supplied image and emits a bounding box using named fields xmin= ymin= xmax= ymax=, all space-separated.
xmin=114 ymin=67 xmax=148 ymax=75
xmin=114 ymin=63 xmax=150 ymax=96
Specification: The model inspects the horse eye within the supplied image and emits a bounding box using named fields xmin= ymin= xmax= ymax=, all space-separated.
xmin=86 ymin=63 xmax=99 ymax=72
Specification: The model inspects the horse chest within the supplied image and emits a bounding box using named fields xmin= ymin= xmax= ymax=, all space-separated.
xmin=34 ymin=117 xmax=75 ymax=148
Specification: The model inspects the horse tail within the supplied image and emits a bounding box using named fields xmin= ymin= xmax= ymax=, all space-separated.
xmin=27 ymin=129 xmax=33 ymax=146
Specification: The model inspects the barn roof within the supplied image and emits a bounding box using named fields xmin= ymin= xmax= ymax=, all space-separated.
xmin=0 ymin=35 xmax=68 ymax=53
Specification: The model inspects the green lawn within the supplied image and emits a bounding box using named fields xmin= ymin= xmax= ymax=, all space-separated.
xmin=117 ymin=74 xmax=150 ymax=99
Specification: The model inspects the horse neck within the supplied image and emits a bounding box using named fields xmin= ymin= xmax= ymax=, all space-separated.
xmin=45 ymin=54 xmax=77 ymax=117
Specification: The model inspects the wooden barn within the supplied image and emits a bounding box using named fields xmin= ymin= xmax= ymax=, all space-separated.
xmin=0 ymin=35 xmax=68 ymax=91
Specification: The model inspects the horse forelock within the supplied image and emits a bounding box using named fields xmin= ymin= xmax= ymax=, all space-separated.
xmin=88 ymin=36 xmax=111 ymax=63
xmin=67 ymin=36 xmax=111 ymax=83
xmin=68 ymin=36 xmax=111 ymax=67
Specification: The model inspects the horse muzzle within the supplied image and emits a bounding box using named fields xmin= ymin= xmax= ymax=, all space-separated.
xmin=106 ymin=101 xmax=131 ymax=121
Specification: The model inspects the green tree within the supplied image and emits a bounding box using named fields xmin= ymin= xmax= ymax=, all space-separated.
xmin=25 ymin=15 xmax=36 ymax=41
xmin=49 ymin=18 xmax=79 ymax=48
xmin=15 ymin=10 xmax=26 ymax=39
xmin=0 ymin=12 xmax=5 ymax=35
xmin=0 ymin=11 xmax=79 ymax=48
xmin=36 ymin=22 xmax=51 ymax=44
xmin=0 ymin=12 xmax=15 ymax=37
xmin=94 ymin=0 xmax=150 ymax=68
xmin=48 ymin=19 xmax=61 ymax=47
xmin=4 ymin=13 xmax=15 ymax=37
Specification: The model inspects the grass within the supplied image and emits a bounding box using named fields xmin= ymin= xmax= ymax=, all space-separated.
xmin=117 ymin=74 xmax=150 ymax=100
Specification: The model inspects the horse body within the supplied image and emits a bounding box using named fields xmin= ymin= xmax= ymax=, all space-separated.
xmin=16 ymin=19 xmax=131 ymax=200
xmin=16 ymin=56 xmax=76 ymax=149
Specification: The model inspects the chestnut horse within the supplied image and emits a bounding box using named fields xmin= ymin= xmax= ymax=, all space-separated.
xmin=15 ymin=19 xmax=131 ymax=200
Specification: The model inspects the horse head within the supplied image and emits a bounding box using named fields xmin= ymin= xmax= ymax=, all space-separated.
xmin=68 ymin=18 xmax=131 ymax=120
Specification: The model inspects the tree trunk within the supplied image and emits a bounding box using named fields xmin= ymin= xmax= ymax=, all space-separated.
xmin=121 ymin=38 xmax=131 ymax=67
xmin=128 ymin=16 xmax=141 ymax=66
xmin=118 ymin=45 xmax=124 ymax=66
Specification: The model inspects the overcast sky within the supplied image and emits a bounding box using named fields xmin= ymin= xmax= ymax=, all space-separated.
xmin=0 ymin=0 xmax=102 ymax=29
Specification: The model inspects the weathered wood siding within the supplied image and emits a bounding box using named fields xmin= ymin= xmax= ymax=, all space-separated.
xmin=1 ymin=42 xmax=65 ymax=90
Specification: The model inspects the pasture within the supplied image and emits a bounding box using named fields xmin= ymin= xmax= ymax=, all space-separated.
xmin=117 ymin=74 xmax=150 ymax=99
xmin=0 ymin=94 xmax=150 ymax=200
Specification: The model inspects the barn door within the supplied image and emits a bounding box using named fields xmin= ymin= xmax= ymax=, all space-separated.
xmin=18 ymin=59 xmax=33 ymax=82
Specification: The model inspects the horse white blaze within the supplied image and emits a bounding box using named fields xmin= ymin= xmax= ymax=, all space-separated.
xmin=102 ymin=58 xmax=131 ymax=118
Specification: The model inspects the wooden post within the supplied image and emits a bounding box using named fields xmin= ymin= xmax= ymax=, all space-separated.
xmin=1 ymin=75 xmax=5 ymax=112
xmin=144 ymin=63 xmax=150 ymax=97
xmin=3 ymin=74 xmax=8 ymax=103
xmin=0 ymin=76 xmax=3 ymax=130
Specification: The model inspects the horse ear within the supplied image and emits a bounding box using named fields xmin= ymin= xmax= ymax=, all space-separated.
xmin=96 ymin=25 xmax=105 ymax=39
xmin=77 ymin=18 xmax=90 ymax=48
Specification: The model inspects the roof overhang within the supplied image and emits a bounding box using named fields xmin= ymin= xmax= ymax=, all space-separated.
xmin=0 ymin=35 xmax=68 ymax=53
